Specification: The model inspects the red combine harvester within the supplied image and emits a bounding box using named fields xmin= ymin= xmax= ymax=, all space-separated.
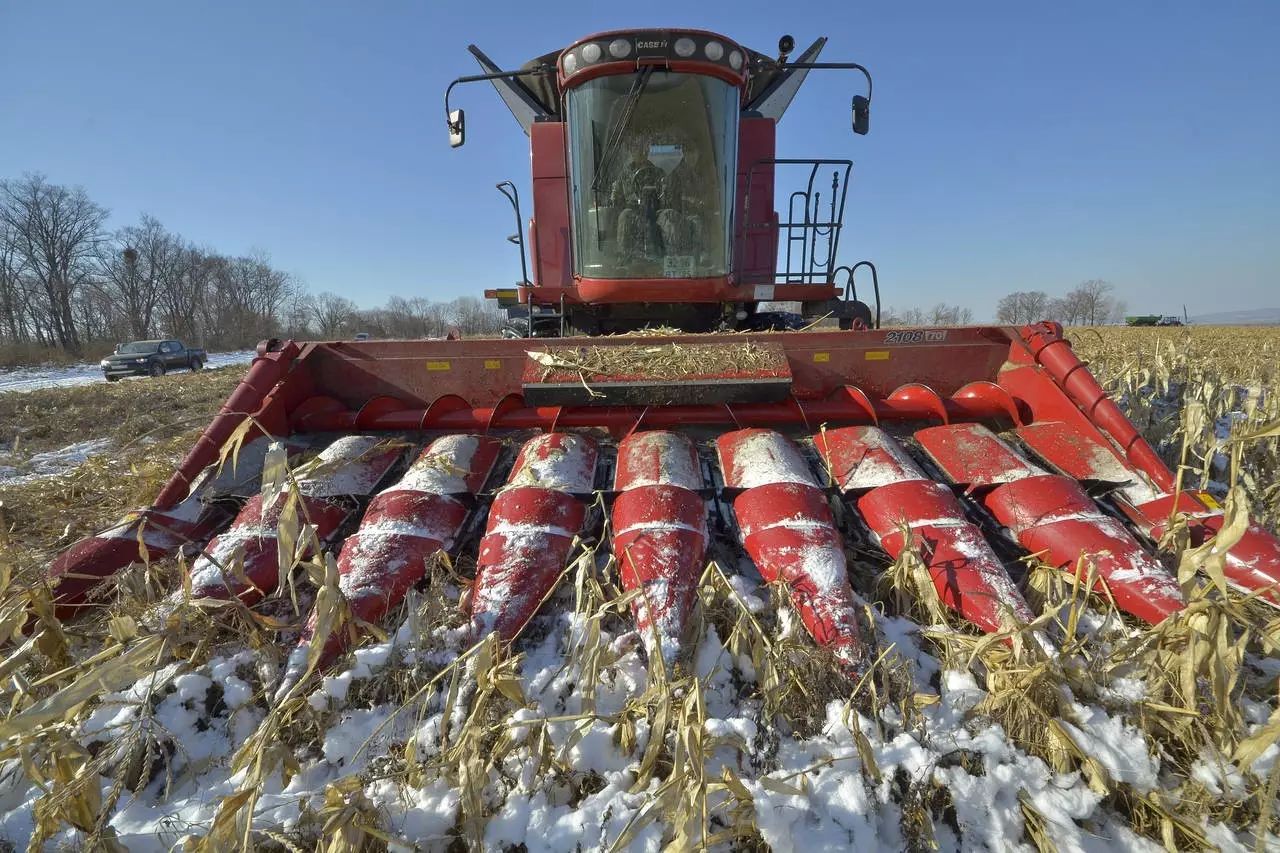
xmin=49 ymin=29 xmax=1280 ymax=674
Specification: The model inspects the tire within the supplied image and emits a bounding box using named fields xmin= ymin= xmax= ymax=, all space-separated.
xmin=105 ymin=375 xmax=119 ymax=383
xmin=148 ymin=360 xmax=165 ymax=378
xmin=190 ymin=357 xmax=204 ymax=371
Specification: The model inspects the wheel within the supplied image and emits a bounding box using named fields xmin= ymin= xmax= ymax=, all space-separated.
xmin=190 ymin=357 xmax=204 ymax=371
xmin=148 ymin=360 xmax=165 ymax=377
xmin=501 ymin=318 xmax=530 ymax=339
xmin=105 ymin=375 xmax=119 ymax=383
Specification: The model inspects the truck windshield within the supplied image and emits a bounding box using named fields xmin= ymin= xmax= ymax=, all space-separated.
xmin=566 ymin=72 xmax=739 ymax=280
xmin=118 ymin=342 xmax=160 ymax=354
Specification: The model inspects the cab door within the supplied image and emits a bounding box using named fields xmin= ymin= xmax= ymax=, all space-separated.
xmin=162 ymin=341 xmax=183 ymax=368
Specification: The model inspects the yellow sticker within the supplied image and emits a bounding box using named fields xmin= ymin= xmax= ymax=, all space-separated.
xmin=484 ymin=359 xmax=502 ymax=370
xmin=865 ymin=351 xmax=891 ymax=361
xmin=1197 ymin=492 xmax=1221 ymax=510
xmin=426 ymin=360 xmax=451 ymax=371
xmin=812 ymin=352 xmax=831 ymax=363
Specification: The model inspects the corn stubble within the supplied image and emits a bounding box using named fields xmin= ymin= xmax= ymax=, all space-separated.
xmin=0 ymin=325 xmax=1278 ymax=850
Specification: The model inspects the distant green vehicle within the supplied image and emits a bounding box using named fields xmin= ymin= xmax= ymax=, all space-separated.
xmin=1125 ymin=315 xmax=1182 ymax=327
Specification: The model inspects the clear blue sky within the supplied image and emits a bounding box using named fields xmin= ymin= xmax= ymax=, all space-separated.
xmin=2 ymin=1 xmax=1277 ymax=320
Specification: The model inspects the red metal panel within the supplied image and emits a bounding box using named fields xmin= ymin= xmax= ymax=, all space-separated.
xmin=737 ymin=116 xmax=778 ymax=284
xmin=531 ymin=122 xmax=571 ymax=289
xmin=48 ymin=505 xmax=227 ymax=616
xmin=48 ymin=435 xmax=293 ymax=614
xmin=1021 ymin=421 xmax=1280 ymax=606
xmin=154 ymin=341 xmax=301 ymax=509
xmin=612 ymin=431 xmax=707 ymax=666
xmin=286 ymin=434 xmax=501 ymax=681
xmin=717 ymin=429 xmax=863 ymax=671
xmin=813 ymin=423 xmax=925 ymax=492
xmin=985 ymin=475 xmax=1184 ymax=623
xmin=187 ymin=436 xmax=403 ymax=603
xmin=1196 ymin=510 xmax=1280 ymax=605
xmin=915 ymin=423 xmax=1041 ymax=486
xmin=1015 ymin=420 xmax=1138 ymax=484
xmin=470 ymin=433 xmax=598 ymax=641
xmin=295 ymin=391 xmax=1018 ymax=434
xmin=290 ymin=327 xmax=1015 ymax=411
xmin=1019 ymin=323 xmax=1175 ymax=493
xmin=814 ymin=426 xmax=1033 ymax=634
xmin=188 ymin=493 xmax=348 ymax=603
xmin=1123 ymin=492 xmax=1280 ymax=606
xmin=918 ymin=423 xmax=1183 ymax=623
xmin=614 ymin=429 xmax=702 ymax=491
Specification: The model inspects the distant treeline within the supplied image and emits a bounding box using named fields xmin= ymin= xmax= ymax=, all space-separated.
xmin=0 ymin=173 xmax=505 ymax=363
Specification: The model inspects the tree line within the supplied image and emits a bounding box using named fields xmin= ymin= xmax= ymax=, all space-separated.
xmin=994 ymin=280 xmax=1125 ymax=326
xmin=878 ymin=281 xmax=1126 ymax=329
xmin=0 ymin=173 xmax=505 ymax=362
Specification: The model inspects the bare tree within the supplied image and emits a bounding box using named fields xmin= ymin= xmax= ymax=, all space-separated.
xmin=925 ymin=303 xmax=973 ymax=325
xmin=1072 ymin=279 xmax=1116 ymax=326
xmin=0 ymin=174 xmax=108 ymax=352
xmin=995 ymin=290 xmax=1050 ymax=324
xmin=280 ymin=289 xmax=316 ymax=339
xmin=449 ymin=295 xmax=504 ymax=335
xmin=95 ymin=214 xmax=182 ymax=339
xmin=156 ymin=244 xmax=211 ymax=343
xmin=0 ymin=217 xmax=30 ymax=344
xmin=878 ymin=303 xmax=973 ymax=327
xmin=311 ymin=291 xmax=358 ymax=337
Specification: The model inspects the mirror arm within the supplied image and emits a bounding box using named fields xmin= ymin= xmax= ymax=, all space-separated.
xmin=444 ymin=66 xmax=556 ymax=136
xmin=776 ymin=60 xmax=873 ymax=103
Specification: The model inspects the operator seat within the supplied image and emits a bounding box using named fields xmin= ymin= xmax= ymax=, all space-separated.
xmin=612 ymin=136 xmax=705 ymax=271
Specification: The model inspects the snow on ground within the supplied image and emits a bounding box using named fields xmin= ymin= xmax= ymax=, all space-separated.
xmin=0 ymin=437 xmax=114 ymax=485
xmin=0 ymin=349 xmax=254 ymax=394
xmin=0 ymin=567 xmax=1269 ymax=852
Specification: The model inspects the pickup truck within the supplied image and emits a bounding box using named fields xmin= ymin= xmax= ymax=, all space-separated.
xmin=101 ymin=339 xmax=207 ymax=381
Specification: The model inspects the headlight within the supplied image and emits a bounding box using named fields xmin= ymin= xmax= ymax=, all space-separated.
xmin=704 ymin=40 xmax=724 ymax=61
xmin=134 ymin=357 xmax=147 ymax=363
xmin=99 ymin=359 xmax=110 ymax=367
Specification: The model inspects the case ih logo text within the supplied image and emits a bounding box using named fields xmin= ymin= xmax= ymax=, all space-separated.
xmin=636 ymin=40 xmax=667 ymax=50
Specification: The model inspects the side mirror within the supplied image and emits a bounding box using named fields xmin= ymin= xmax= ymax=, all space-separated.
xmin=448 ymin=109 xmax=466 ymax=148
xmin=852 ymin=95 xmax=870 ymax=135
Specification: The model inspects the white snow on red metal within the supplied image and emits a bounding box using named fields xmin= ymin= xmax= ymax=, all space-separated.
xmin=281 ymin=434 xmax=502 ymax=691
xmin=470 ymin=433 xmax=598 ymax=641
xmin=612 ymin=431 xmax=708 ymax=667
xmin=716 ymin=429 xmax=864 ymax=672
xmin=187 ymin=435 xmax=404 ymax=603
xmin=917 ymin=424 xmax=1183 ymax=624
xmin=814 ymin=426 xmax=1034 ymax=634
xmin=914 ymin=422 xmax=1040 ymax=487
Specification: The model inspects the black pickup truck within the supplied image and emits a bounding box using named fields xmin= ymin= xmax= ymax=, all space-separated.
xmin=101 ymin=339 xmax=207 ymax=381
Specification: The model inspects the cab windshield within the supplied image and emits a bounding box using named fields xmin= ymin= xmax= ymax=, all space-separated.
xmin=565 ymin=72 xmax=739 ymax=280
xmin=118 ymin=341 xmax=160 ymax=354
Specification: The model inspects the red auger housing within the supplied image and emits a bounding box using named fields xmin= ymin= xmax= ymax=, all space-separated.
xmin=448 ymin=28 xmax=875 ymax=335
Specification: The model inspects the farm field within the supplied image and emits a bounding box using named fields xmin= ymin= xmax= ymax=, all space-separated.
xmin=0 ymin=326 xmax=1277 ymax=851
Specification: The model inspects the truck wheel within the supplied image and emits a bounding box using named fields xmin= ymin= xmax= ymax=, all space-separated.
xmin=190 ymin=357 xmax=204 ymax=371
xmin=148 ymin=361 xmax=165 ymax=378
xmin=105 ymin=375 xmax=119 ymax=383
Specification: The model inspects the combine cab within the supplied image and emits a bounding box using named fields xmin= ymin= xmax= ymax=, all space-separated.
xmin=49 ymin=29 xmax=1280 ymax=675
